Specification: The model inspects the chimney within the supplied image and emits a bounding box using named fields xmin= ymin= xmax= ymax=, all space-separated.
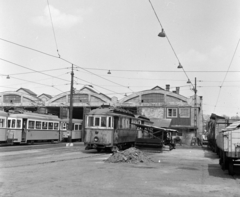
xmin=176 ymin=87 xmax=180 ymax=94
xmin=166 ymin=84 xmax=170 ymax=91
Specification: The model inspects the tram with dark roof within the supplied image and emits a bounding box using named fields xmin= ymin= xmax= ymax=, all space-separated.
xmin=84 ymin=107 xmax=152 ymax=152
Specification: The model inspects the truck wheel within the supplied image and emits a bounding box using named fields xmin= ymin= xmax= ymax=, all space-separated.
xmin=228 ymin=159 xmax=234 ymax=176
xmin=221 ymin=153 xmax=227 ymax=171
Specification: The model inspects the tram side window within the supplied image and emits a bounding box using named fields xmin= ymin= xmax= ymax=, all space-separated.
xmin=108 ymin=117 xmax=112 ymax=128
xmin=8 ymin=119 xmax=11 ymax=128
xmin=119 ymin=118 xmax=123 ymax=129
xmin=42 ymin=122 xmax=48 ymax=130
xmin=88 ymin=117 xmax=94 ymax=127
xmin=48 ymin=122 xmax=53 ymax=130
xmin=0 ymin=118 xmax=5 ymax=128
xmin=36 ymin=121 xmax=41 ymax=129
xmin=126 ymin=119 xmax=129 ymax=128
xmin=54 ymin=123 xmax=59 ymax=130
xmin=12 ymin=119 xmax=16 ymax=128
xmin=79 ymin=125 xmax=82 ymax=130
xmin=101 ymin=117 xmax=106 ymax=127
xmin=74 ymin=124 xmax=78 ymax=130
xmin=28 ymin=121 xmax=35 ymax=129
xmin=17 ymin=120 xmax=21 ymax=128
xmin=95 ymin=117 xmax=100 ymax=126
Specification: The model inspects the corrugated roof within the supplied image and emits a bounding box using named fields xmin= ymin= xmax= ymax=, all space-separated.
xmin=16 ymin=88 xmax=37 ymax=96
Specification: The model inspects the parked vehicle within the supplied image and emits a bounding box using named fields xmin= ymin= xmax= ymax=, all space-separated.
xmin=6 ymin=111 xmax=60 ymax=144
xmin=60 ymin=118 xmax=82 ymax=142
xmin=84 ymin=107 xmax=152 ymax=152
xmin=217 ymin=121 xmax=240 ymax=175
xmin=0 ymin=111 xmax=8 ymax=143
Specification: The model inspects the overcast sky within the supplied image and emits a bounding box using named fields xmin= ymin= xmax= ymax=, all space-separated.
xmin=0 ymin=0 xmax=240 ymax=116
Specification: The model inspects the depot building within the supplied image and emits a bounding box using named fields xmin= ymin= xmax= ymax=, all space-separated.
xmin=0 ymin=85 xmax=203 ymax=145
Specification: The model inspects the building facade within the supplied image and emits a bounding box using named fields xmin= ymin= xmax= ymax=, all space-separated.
xmin=0 ymin=84 xmax=203 ymax=145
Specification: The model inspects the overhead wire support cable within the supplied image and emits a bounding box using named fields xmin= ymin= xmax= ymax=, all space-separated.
xmin=47 ymin=0 xmax=60 ymax=58
xmin=214 ymin=37 xmax=240 ymax=112
xmin=0 ymin=58 xmax=70 ymax=83
xmin=148 ymin=0 xmax=194 ymax=88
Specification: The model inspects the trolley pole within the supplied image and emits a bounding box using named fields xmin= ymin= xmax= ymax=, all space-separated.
xmin=68 ymin=64 xmax=74 ymax=142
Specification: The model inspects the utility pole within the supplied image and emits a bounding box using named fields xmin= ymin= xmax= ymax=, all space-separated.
xmin=68 ymin=64 xmax=74 ymax=142
xmin=194 ymin=77 xmax=197 ymax=137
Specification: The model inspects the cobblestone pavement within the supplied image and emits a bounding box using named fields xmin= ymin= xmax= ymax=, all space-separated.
xmin=0 ymin=144 xmax=239 ymax=197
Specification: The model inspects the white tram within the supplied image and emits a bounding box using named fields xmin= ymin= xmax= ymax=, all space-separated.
xmin=60 ymin=118 xmax=83 ymax=142
xmin=0 ymin=111 xmax=8 ymax=143
xmin=7 ymin=112 xmax=60 ymax=144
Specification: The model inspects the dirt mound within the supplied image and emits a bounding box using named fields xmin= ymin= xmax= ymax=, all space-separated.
xmin=105 ymin=147 xmax=154 ymax=164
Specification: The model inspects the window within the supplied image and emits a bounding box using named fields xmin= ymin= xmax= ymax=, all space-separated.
xmin=48 ymin=122 xmax=53 ymax=130
xmin=126 ymin=119 xmax=129 ymax=128
xmin=28 ymin=121 xmax=35 ymax=129
xmin=17 ymin=120 xmax=22 ymax=128
xmin=54 ymin=123 xmax=59 ymax=130
xmin=74 ymin=124 xmax=79 ymax=130
xmin=167 ymin=108 xmax=177 ymax=117
xmin=142 ymin=93 xmax=164 ymax=103
xmin=8 ymin=119 xmax=11 ymax=128
xmin=179 ymin=108 xmax=190 ymax=118
xmin=62 ymin=123 xmax=66 ymax=130
xmin=0 ymin=118 xmax=5 ymax=128
xmin=119 ymin=118 xmax=123 ymax=129
xmin=36 ymin=121 xmax=41 ymax=129
xmin=79 ymin=125 xmax=82 ymax=130
xmin=95 ymin=117 xmax=100 ymax=126
xmin=101 ymin=117 xmax=106 ymax=127
xmin=88 ymin=117 xmax=94 ymax=127
xmin=42 ymin=122 xmax=47 ymax=130
xmin=11 ymin=119 xmax=16 ymax=128
xmin=108 ymin=117 xmax=112 ymax=128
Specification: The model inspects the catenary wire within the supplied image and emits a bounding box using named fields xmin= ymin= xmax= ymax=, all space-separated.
xmin=47 ymin=0 xmax=60 ymax=57
xmin=213 ymin=37 xmax=240 ymax=112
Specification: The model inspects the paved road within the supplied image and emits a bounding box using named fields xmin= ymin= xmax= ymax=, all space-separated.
xmin=0 ymin=144 xmax=240 ymax=197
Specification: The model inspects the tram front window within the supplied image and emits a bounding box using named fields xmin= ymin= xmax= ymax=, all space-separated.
xmin=101 ymin=117 xmax=106 ymax=127
xmin=88 ymin=117 xmax=93 ymax=127
xmin=95 ymin=117 xmax=100 ymax=126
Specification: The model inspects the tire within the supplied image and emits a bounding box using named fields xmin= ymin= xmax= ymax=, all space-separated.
xmin=96 ymin=148 xmax=101 ymax=153
xmin=228 ymin=159 xmax=234 ymax=176
xmin=221 ymin=152 xmax=226 ymax=170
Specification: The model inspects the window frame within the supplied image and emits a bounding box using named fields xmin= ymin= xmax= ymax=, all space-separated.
xmin=0 ymin=117 xmax=6 ymax=128
xmin=179 ymin=108 xmax=190 ymax=118
xmin=167 ymin=108 xmax=178 ymax=118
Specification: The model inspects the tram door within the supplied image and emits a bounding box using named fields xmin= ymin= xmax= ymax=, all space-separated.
xmin=22 ymin=118 xmax=27 ymax=142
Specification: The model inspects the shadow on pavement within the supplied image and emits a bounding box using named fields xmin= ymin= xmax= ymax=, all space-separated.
xmin=208 ymin=164 xmax=240 ymax=179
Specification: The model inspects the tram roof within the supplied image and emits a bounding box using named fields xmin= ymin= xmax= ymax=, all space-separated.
xmin=0 ymin=110 xmax=8 ymax=117
xmin=61 ymin=118 xmax=83 ymax=123
xmin=87 ymin=107 xmax=135 ymax=117
xmin=222 ymin=121 xmax=240 ymax=131
xmin=8 ymin=112 xmax=60 ymax=121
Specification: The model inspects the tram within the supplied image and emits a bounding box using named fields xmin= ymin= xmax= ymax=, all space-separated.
xmin=84 ymin=107 xmax=152 ymax=152
xmin=7 ymin=111 xmax=60 ymax=144
xmin=60 ymin=118 xmax=83 ymax=142
xmin=0 ymin=111 xmax=8 ymax=143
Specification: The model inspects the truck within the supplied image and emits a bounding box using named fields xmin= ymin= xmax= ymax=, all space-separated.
xmin=217 ymin=121 xmax=240 ymax=175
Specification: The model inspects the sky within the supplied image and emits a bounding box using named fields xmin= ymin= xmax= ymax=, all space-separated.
xmin=0 ymin=0 xmax=240 ymax=117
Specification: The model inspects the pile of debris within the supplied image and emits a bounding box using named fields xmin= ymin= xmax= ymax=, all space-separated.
xmin=105 ymin=147 xmax=154 ymax=164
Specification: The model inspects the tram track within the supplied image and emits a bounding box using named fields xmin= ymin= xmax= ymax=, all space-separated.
xmin=0 ymin=152 xmax=110 ymax=169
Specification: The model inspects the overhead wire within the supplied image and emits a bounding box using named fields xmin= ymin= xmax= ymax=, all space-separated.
xmin=213 ymin=37 xmax=240 ymax=112
xmin=47 ymin=0 xmax=60 ymax=57
xmin=148 ymin=0 xmax=194 ymax=88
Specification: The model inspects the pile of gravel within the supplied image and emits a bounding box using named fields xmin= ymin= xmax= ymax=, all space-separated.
xmin=105 ymin=147 xmax=154 ymax=164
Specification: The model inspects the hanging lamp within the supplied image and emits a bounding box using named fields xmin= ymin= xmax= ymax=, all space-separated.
xmin=158 ymin=28 xmax=166 ymax=37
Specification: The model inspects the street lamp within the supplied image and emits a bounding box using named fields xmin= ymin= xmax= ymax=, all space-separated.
xmin=158 ymin=28 xmax=166 ymax=37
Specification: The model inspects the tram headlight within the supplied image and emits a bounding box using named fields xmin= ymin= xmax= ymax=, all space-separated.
xmin=94 ymin=136 xmax=99 ymax=142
